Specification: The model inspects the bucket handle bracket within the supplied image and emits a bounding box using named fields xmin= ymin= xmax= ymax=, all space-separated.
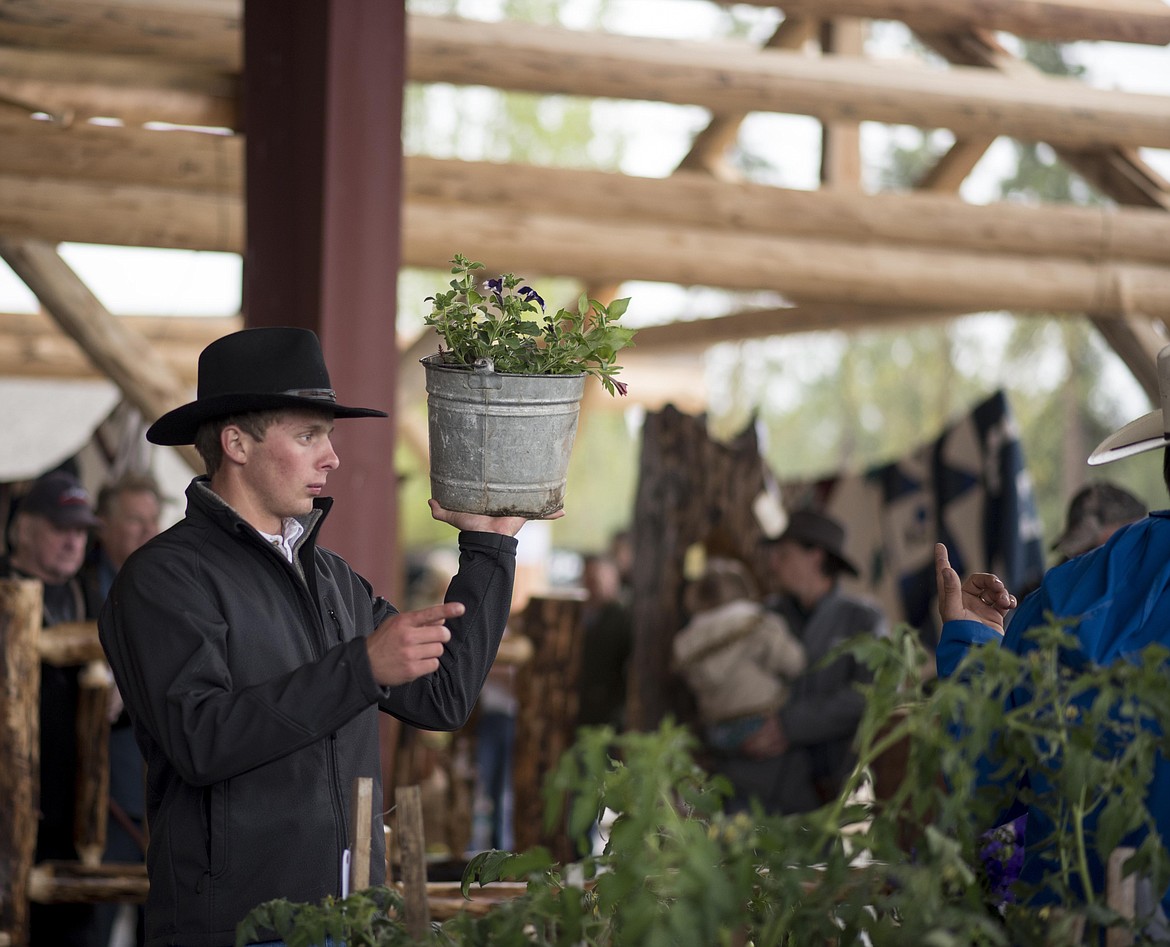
xmin=466 ymin=358 xmax=503 ymax=390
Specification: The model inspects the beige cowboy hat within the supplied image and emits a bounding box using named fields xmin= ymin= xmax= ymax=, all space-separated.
xmin=1089 ymin=343 xmax=1170 ymax=466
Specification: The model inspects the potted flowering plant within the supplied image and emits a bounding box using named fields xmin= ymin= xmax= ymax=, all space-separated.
xmin=424 ymin=253 xmax=634 ymax=394
xmin=420 ymin=253 xmax=636 ymax=517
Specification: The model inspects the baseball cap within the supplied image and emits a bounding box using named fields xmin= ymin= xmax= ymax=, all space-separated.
xmin=20 ymin=471 xmax=100 ymax=529
xmin=1051 ymin=481 xmax=1145 ymax=559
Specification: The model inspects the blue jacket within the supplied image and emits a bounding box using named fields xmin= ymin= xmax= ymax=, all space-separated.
xmin=937 ymin=512 xmax=1170 ymax=917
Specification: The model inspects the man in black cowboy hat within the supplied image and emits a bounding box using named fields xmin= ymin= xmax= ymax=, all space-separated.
xmin=100 ymin=327 xmax=548 ymax=947
xmin=751 ymin=508 xmax=887 ymax=814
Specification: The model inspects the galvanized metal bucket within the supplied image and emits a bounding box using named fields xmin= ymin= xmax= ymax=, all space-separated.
xmin=421 ymin=355 xmax=587 ymax=517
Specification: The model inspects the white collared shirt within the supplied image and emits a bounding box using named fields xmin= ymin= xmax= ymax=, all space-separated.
xmin=257 ymin=517 xmax=305 ymax=564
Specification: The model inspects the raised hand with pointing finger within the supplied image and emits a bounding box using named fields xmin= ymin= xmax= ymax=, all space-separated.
xmin=934 ymin=542 xmax=1017 ymax=635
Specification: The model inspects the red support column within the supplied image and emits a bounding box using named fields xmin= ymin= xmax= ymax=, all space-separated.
xmin=243 ymin=0 xmax=403 ymax=598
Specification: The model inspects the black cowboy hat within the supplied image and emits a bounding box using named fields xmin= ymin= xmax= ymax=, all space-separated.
xmin=763 ymin=508 xmax=860 ymax=577
xmin=146 ymin=327 xmax=388 ymax=446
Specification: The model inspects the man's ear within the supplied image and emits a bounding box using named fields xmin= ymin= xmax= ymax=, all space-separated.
xmin=220 ymin=424 xmax=248 ymax=465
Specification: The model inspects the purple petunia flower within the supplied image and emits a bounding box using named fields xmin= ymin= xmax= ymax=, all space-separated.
xmin=518 ymin=286 xmax=545 ymax=310
xmin=485 ymin=277 xmax=504 ymax=295
xmin=979 ymin=814 xmax=1026 ymax=906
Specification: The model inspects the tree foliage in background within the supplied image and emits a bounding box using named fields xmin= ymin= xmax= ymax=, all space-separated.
xmin=398 ymin=5 xmax=1164 ymax=561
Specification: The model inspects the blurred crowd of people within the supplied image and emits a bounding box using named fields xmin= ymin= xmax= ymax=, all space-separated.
xmin=2 ymin=467 xmax=163 ymax=947
xmin=3 ymin=439 xmax=1157 ymax=944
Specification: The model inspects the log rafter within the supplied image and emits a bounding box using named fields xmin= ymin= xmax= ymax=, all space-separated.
xmin=2 ymin=0 xmax=1167 ymax=73
xmin=915 ymin=25 xmax=1170 ymax=399
xmin=406 ymin=16 xmax=1170 ymax=152
xmin=0 ymin=2 xmax=1168 ymax=394
xmin=755 ymin=0 xmax=1170 ymax=47
xmin=5 ymin=12 xmax=1170 ymax=147
xmin=6 ymin=146 xmax=1170 ymax=266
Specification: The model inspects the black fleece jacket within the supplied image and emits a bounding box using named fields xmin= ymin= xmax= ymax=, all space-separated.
xmin=99 ymin=479 xmax=516 ymax=947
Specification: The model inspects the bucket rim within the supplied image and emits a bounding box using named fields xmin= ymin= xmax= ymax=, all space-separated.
xmin=420 ymin=352 xmax=586 ymax=380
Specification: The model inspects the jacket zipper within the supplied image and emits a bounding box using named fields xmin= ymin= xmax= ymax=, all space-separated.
xmin=280 ymin=540 xmax=351 ymax=888
xmin=326 ymin=606 xmax=350 ymax=873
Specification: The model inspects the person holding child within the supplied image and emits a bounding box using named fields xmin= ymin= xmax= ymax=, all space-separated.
xmin=673 ymin=556 xmax=806 ymax=814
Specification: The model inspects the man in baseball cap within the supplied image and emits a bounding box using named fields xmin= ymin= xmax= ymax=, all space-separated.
xmin=1 ymin=468 xmax=102 ymax=945
xmin=6 ymin=469 xmax=98 ymax=586
xmin=1050 ymin=480 xmax=1146 ymax=563
xmin=19 ymin=468 xmax=101 ymax=527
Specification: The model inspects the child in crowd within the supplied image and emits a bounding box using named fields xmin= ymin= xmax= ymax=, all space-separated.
xmin=672 ymin=557 xmax=805 ymax=755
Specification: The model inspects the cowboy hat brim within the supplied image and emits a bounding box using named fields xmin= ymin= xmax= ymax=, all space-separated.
xmin=147 ymin=392 xmax=388 ymax=446
xmin=1087 ymin=408 xmax=1167 ymax=466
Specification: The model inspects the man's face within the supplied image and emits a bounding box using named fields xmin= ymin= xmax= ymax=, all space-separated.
xmin=99 ymin=489 xmax=161 ymax=569
xmin=237 ymin=410 xmax=339 ymax=529
xmin=13 ymin=514 xmax=88 ymax=584
xmin=768 ymin=538 xmax=824 ymax=596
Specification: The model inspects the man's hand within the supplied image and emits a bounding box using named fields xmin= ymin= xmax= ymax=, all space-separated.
xmin=935 ymin=542 xmax=1016 ymax=635
xmin=428 ymin=498 xmax=565 ymax=537
xmin=366 ymin=602 xmax=463 ymax=687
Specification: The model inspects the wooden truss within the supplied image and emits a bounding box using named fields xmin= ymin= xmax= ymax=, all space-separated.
xmin=0 ymin=0 xmax=1169 ymax=414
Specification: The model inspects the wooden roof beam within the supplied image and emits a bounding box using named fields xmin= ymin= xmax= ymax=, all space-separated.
xmin=403 ymin=159 xmax=1170 ymax=265
xmin=674 ymin=14 xmax=818 ymax=179
xmin=402 ymin=201 xmax=1170 ymax=318
xmin=0 ymin=174 xmax=242 ymax=252
xmin=757 ymin=0 xmax=1170 ymax=46
xmin=8 ymin=14 xmax=1170 ymax=149
xmin=5 ymin=168 xmax=1169 ymax=333
xmin=0 ymin=312 xmax=240 ymax=382
xmin=818 ymin=17 xmax=866 ymax=191
xmin=1090 ymin=314 xmax=1168 ymax=401
xmin=0 ymin=0 xmax=241 ymax=70
xmin=0 ymin=238 xmax=200 ymax=470
xmin=916 ymin=29 xmax=1170 ymax=209
xmin=0 ymin=46 xmax=238 ymax=128
xmin=9 ymin=156 xmax=1170 ymax=266
xmin=8 ymin=0 xmax=1169 ymax=69
xmin=0 ymin=114 xmax=241 ymax=193
xmin=916 ymin=26 xmax=1170 ymax=397
xmin=407 ymin=14 xmax=1170 ymax=152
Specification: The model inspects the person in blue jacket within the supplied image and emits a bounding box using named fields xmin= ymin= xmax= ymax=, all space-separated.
xmin=934 ymin=345 xmax=1170 ymax=931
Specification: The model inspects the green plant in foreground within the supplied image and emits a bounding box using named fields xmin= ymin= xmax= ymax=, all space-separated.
xmin=423 ymin=253 xmax=636 ymax=395
xmin=237 ymin=622 xmax=1170 ymax=946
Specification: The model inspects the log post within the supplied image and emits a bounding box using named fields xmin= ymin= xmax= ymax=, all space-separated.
xmin=511 ymin=596 xmax=584 ymax=863
xmin=0 ymin=580 xmax=43 ymax=947
xmin=25 ymin=862 xmax=147 ymax=905
xmin=348 ymin=777 xmax=373 ymax=894
xmin=37 ymin=622 xmax=105 ymax=667
xmin=73 ymin=662 xmax=111 ymax=868
xmin=395 ymin=785 xmax=430 ymax=941
xmin=627 ymin=407 xmax=770 ymax=730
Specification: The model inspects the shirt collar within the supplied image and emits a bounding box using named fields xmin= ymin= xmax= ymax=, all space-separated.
xmin=257 ymin=517 xmax=305 ymax=563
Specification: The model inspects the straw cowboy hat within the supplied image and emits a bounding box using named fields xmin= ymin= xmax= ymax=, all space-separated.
xmin=146 ymin=327 xmax=388 ymax=446
xmin=1089 ymin=343 xmax=1170 ymax=465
